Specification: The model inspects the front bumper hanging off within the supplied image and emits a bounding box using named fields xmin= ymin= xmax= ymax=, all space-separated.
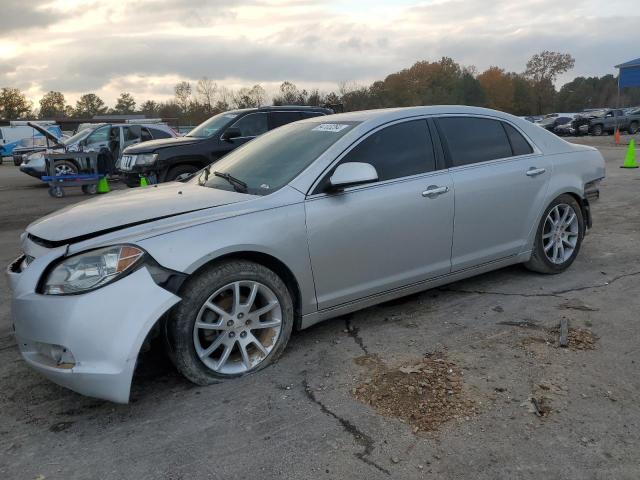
xmin=8 ymin=259 xmax=181 ymax=403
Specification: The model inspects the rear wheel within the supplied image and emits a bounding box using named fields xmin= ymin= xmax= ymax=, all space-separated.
xmin=166 ymin=164 xmax=198 ymax=182
xmin=525 ymin=194 xmax=584 ymax=274
xmin=168 ymin=260 xmax=294 ymax=385
xmin=629 ymin=122 xmax=639 ymax=135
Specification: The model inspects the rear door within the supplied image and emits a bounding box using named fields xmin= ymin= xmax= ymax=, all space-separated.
xmin=436 ymin=116 xmax=551 ymax=271
xmin=305 ymin=119 xmax=454 ymax=309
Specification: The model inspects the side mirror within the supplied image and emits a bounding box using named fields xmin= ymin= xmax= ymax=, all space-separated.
xmin=329 ymin=162 xmax=378 ymax=190
xmin=222 ymin=128 xmax=242 ymax=141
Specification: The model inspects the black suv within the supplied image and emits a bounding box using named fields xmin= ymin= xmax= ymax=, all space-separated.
xmin=118 ymin=106 xmax=333 ymax=185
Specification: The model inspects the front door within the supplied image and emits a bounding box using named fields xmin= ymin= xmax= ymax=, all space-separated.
xmin=305 ymin=119 xmax=454 ymax=310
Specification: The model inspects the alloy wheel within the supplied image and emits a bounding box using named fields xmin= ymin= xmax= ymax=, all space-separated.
xmin=542 ymin=203 xmax=579 ymax=264
xmin=193 ymin=280 xmax=282 ymax=374
xmin=55 ymin=163 xmax=76 ymax=175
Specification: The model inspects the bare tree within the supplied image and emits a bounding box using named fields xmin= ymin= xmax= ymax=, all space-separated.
xmin=196 ymin=77 xmax=217 ymax=114
xmin=174 ymin=81 xmax=192 ymax=114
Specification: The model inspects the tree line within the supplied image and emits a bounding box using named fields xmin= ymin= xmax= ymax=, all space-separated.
xmin=1 ymin=51 xmax=639 ymax=124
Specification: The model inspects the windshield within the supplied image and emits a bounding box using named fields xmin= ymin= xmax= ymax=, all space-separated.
xmin=187 ymin=112 xmax=241 ymax=138
xmin=62 ymin=128 xmax=92 ymax=146
xmin=194 ymin=120 xmax=360 ymax=195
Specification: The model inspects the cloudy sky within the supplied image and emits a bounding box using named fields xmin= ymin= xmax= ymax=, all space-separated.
xmin=1 ymin=0 xmax=638 ymax=107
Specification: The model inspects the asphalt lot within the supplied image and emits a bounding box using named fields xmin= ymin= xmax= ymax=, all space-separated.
xmin=1 ymin=137 xmax=640 ymax=479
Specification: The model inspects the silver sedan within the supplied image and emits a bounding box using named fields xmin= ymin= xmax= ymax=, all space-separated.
xmin=7 ymin=106 xmax=605 ymax=402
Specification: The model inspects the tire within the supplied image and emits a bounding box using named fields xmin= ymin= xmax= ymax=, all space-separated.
xmin=591 ymin=124 xmax=603 ymax=136
xmin=629 ymin=122 xmax=639 ymax=135
xmin=81 ymin=184 xmax=97 ymax=195
xmin=525 ymin=194 xmax=584 ymax=274
xmin=13 ymin=157 xmax=21 ymax=166
xmin=54 ymin=160 xmax=78 ymax=176
xmin=48 ymin=186 xmax=64 ymax=198
xmin=168 ymin=260 xmax=294 ymax=385
xmin=166 ymin=164 xmax=198 ymax=182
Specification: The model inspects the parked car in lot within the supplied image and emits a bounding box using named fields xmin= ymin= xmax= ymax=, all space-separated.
xmin=588 ymin=108 xmax=640 ymax=136
xmin=117 ymin=106 xmax=333 ymax=186
xmin=8 ymin=105 xmax=605 ymax=402
xmin=19 ymin=122 xmax=177 ymax=178
xmin=537 ymin=113 xmax=575 ymax=133
xmin=0 ymin=121 xmax=63 ymax=160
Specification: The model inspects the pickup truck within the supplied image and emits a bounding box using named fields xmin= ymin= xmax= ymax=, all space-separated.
xmin=588 ymin=108 xmax=640 ymax=136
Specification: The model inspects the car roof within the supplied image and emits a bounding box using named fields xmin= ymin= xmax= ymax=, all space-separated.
xmin=296 ymin=105 xmax=526 ymax=125
xmin=222 ymin=106 xmax=333 ymax=115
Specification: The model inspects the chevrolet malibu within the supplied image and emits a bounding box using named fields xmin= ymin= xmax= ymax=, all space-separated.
xmin=7 ymin=106 xmax=605 ymax=403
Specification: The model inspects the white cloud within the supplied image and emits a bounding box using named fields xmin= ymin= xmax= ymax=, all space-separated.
xmin=2 ymin=0 xmax=638 ymax=107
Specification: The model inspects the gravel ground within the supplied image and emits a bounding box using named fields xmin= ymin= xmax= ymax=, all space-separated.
xmin=1 ymin=138 xmax=639 ymax=479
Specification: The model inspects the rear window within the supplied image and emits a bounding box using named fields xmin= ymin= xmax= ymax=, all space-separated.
xmin=269 ymin=111 xmax=302 ymax=129
xmin=438 ymin=117 xmax=512 ymax=166
xmin=503 ymin=123 xmax=533 ymax=156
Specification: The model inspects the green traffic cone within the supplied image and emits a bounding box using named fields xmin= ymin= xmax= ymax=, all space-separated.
xmin=140 ymin=176 xmax=149 ymax=187
xmin=96 ymin=176 xmax=110 ymax=193
xmin=621 ymin=140 xmax=638 ymax=169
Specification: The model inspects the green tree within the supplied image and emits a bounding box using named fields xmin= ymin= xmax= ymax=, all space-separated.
xmin=525 ymin=51 xmax=575 ymax=114
xmin=114 ymin=92 xmax=136 ymax=114
xmin=39 ymin=91 xmax=66 ymax=118
xmin=0 ymin=87 xmax=32 ymax=119
xmin=74 ymin=93 xmax=108 ymax=117
xmin=139 ymin=100 xmax=160 ymax=117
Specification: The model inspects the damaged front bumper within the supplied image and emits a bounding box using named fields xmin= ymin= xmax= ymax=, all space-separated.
xmin=8 ymin=256 xmax=181 ymax=403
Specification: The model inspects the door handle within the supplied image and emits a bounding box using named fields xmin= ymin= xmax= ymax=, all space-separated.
xmin=526 ymin=167 xmax=546 ymax=177
xmin=422 ymin=185 xmax=449 ymax=198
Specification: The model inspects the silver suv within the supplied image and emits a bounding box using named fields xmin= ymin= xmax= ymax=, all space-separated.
xmin=19 ymin=122 xmax=177 ymax=178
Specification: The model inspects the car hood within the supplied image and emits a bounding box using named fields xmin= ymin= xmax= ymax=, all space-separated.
xmin=27 ymin=122 xmax=64 ymax=147
xmin=27 ymin=182 xmax=255 ymax=243
xmin=124 ymin=136 xmax=204 ymax=154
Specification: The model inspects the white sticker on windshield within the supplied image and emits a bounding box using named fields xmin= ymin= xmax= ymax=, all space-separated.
xmin=312 ymin=123 xmax=350 ymax=133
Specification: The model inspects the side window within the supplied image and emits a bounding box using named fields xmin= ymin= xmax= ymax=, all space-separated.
xmin=269 ymin=111 xmax=302 ymax=129
xmin=148 ymin=127 xmax=172 ymax=139
xmin=141 ymin=127 xmax=153 ymax=142
xmin=340 ymin=120 xmax=436 ymax=182
xmin=438 ymin=117 xmax=512 ymax=166
xmin=503 ymin=123 xmax=533 ymax=156
xmin=124 ymin=125 xmax=141 ymax=141
xmin=230 ymin=113 xmax=268 ymax=137
xmin=85 ymin=126 xmax=110 ymax=145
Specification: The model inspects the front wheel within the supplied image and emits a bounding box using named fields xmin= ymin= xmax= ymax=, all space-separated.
xmin=591 ymin=124 xmax=603 ymax=136
xmin=168 ymin=260 xmax=294 ymax=385
xmin=166 ymin=164 xmax=198 ymax=182
xmin=525 ymin=194 xmax=584 ymax=274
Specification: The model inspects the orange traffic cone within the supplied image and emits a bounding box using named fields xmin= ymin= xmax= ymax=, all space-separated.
xmin=614 ymin=128 xmax=621 ymax=144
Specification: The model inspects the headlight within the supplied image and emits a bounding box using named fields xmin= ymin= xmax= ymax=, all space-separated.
xmin=135 ymin=153 xmax=158 ymax=166
xmin=43 ymin=245 xmax=145 ymax=295
xmin=28 ymin=151 xmax=44 ymax=161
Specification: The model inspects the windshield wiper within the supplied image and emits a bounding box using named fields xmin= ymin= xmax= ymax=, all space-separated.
xmin=214 ymin=171 xmax=248 ymax=193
